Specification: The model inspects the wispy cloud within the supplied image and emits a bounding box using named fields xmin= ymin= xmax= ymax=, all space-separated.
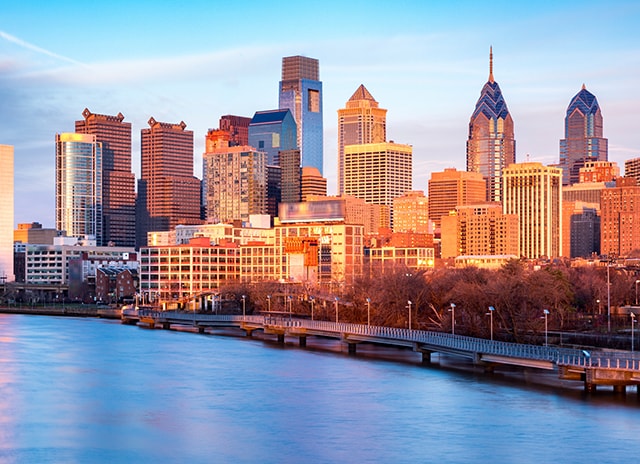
xmin=0 ymin=30 xmax=84 ymax=67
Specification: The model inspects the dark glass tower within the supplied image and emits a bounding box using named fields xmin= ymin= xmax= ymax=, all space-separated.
xmin=466 ymin=48 xmax=515 ymax=203
xmin=559 ymin=85 xmax=608 ymax=185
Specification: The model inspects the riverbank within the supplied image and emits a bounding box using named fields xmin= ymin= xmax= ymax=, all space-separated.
xmin=0 ymin=305 xmax=121 ymax=319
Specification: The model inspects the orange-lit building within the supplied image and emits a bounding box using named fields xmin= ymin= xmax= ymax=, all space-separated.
xmin=601 ymin=177 xmax=640 ymax=257
xmin=301 ymin=166 xmax=327 ymax=201
xmin=393 ymin=190 xmax=430 ymax=234
xmin=428 ymin=168 xmax=486 ymax=231
xmin=137 ymin=117 xmax=202 ymax=247
xmin=578 ymin=161 xmax=619 ymax=183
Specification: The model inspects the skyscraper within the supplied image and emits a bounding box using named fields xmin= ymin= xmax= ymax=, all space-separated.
xmin=75 ymin=108 xmax=136 ymax=247
xmin=202 ymin=146 xmax=267 ymax=224
xmin=137 ymin=118 xmax=201 ymax=247
xmin=248 ymin=109 xmax=297 ymax=166
xmin=559 ymin=85 xmax=608 ymax=185
xmin=466 ymin=48 xmax=515 ymax=203
xmin=55 ymin=133 xmax=103 ymax=244
xmin=343 ymin=142 xmax=412 ymax=227
xmin=337 ymin=85 xmax=387 ymax=195
xmin=393 ymin=190 xmax=430 ymax=234
xmin=0 ymin=145 xmax=14 ymax=282
xmin=279 ymin=55 xmax=323 ymax=174
xmin=427 ymin=168 xmax=486 ymax=231
xmin=503 ymin=162 xmax=562 ymax=259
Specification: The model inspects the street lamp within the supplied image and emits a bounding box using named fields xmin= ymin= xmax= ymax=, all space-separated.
xmin=310 ymin=296 xmax=315 ymax=321
xmin=607 ymin=262 xmax=611 ymax=332
xmin=267 ymin=295 xmax=271 ymax=313
xmin=487 ymin=306 xmax=495 ymax=341
xmin=288 ymin=295 xmax=293 ymax=320
xmin=543 ymin=309 xmax=550 ymax=346
xmin=366 ymin=298 xmax=371 ymax=326
xmin=449 ymin=303 xmax=456 ymax=335
xmin=334 ymin=297 xmax=339 ymax=323
xmin=636 ymin=280 xmax=640 ymax=306
xmin=242 ymin=295 xmax=246 ymax=320
xmin=407 ymin=300 xmax=412 ymax=330
xmin=631 ymin=313 xmax=636 ymax=352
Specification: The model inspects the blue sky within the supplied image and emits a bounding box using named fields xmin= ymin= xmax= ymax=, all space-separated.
xmin=1 ymin=1 xmax=640 ymax=227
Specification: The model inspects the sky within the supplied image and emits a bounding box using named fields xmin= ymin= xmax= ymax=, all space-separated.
xmin=1 ymin=0 xmax=640 ymax=228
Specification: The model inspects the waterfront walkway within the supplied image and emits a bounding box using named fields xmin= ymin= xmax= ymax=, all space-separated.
xmin=129 ymin=309 xmax=640 ymax=393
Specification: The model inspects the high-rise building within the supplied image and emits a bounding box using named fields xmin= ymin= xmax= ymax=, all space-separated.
xmin=337 ymin=85 xmax=387 ymax=195
xmin=248 ymin=109 xmax=297 ymax=166
xmin=75 ymin=108 xmax=136 ymax=247
xmin=559 ymin=85 xmax=608 ymax=185
xmin=578 ymin=161 xmax=618 ymax=183
xmin=601 ymin=177 xmax=640 ymax=257
xmin=0 ymin=144 xmax=14 ymax=282
xmin=503 ymin=162 xmax=562 ymax=259
xmin=137 ymin=118 xmax=201 ymax=247
xmin=279 ymin=55 xmax=323 ymax=174
xmin=202 ymin=146 xmax=267 ymax=224
xmin=563 ymin=200 xmax=600 ymax=258
xmin=301 ymin=167 xmax=327 ymax=201
xmin=279 ymin=149 xmax=301 ymax=204
xmin=466 ymin=48 xmax=515 ymax=203
xmin=427 ymin=168 xmax=486 ymax=231
xmin=393 ymin=191 xmax=430 ymax=234
xmin=219 ymin=115 xmax=251 ymax=146
xmin=440 ymin=203 xmax=519 ymax=259
xmin=343 ymin=142 xmax=412 ymax=227
xmin=624 ymin=157 xmax=640 ymax=183
xmin=55 ymin=133 xmax=103 ymax=244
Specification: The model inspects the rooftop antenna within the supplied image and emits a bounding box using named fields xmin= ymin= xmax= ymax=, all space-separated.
xmin=489 ymin=46 xmax=494 ymax=83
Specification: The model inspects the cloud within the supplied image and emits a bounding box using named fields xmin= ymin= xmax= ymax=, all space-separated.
xmin=0 ymin=30 xmax=84 ymax=66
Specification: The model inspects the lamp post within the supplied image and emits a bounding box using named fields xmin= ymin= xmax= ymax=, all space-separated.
xmin=449 ymin=303 xmax=456 ymax=335
xmin=267 ymin=295 xmax=271 ymax=313
xmin=631 ymin=313 xmax=637 ymax=352
xmin=310 ymin=297 xmax=314 ymax=321
xmin=366 ymin=298 xmax=371 ymax=327
xmin=543 ymin=309 xmax=550 ymax=346
xmin=334 ymin=297 xmax=339 ymax=323
xmin=607 ymin=262 xmax=611 ymax=332
xmin=242 ymin=295 xmax=246 ymax=320
xmin=487 ymin=306 xmax=495 ymax=341
xmin=407 ymin=300 xmax=412 ymax=330
xmin=636 ymin=280 xmax=640 ymax=306
xmin=288 ymin=295 xmax=292 ymax=320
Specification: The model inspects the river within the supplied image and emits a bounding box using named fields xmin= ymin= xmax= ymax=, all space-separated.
xmin=0 ymin=314 xmax=638 ymax=463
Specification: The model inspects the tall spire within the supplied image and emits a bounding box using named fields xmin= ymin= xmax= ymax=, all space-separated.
xmin=489 ymin=46 xmax=494 ymax=83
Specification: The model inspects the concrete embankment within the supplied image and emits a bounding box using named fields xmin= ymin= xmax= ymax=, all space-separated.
xmin=0 ymin=306 xmax=121 ymax=319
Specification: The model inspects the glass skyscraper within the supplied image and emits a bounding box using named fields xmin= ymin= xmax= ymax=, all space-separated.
xmin=559 ymin=85 xmax=608 ymax=185
xmin=55 ymin=133 xmax=103 ymax=244
xmin=279 ymin=55 xmax=323 ymax=174
xmin=466 ymin=48 xmax=515 ymax=203
xmin=248 ymin=109 xmax=297 ymax=166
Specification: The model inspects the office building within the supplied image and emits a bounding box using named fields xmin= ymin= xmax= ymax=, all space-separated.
xmin=503 ymin=162 xmax=562 ymax=259
xmin=279 ymin=149 xmax=302 ymax=204
xmin=279 ymin=55 xmax=323 ymax=173
xmin=301 ymin=166 xmax=327 ymax=201
xmin=202 ymin=146 xmax=267 ymax=224
xmin=393 ymin=190 xmax=430 ymax=234
xmin=466 ymin=48 xmax=515 ymax=202
xmin=75 ymin=109 xmax=136 ymax=247
xmin=0 ymin=144 xmax=14 ymax=282
xmin=559 ymin=85 xmax=608 ymax=185
xmin=14 ymin=222 xmax=61 ymax=245
xmin=343 ymin=142 xmax=412 ymax=227
xmin=428 ymin=168 xmax=486 ymax=231
xmin=624 ymin=157 xmax=640 ymax=183
xmin=248 ymin=109 xmax=297 ymax=166
xmin=137 ymin=117 xmax=202 ymax=247
xmin=219 ymin=115 xmax=251 ymax=146
xmin=563 ymin=200 xmax=600 ymax=258
xmin=578 ymin=161 xmax=618 ymax=183
xmin=55 ymin=133 xmax=103 ymax=244
xmin=337 ymin=84 xmax=387 ymax=195
xmin=601 ymin=177 xmax=640 ymax=257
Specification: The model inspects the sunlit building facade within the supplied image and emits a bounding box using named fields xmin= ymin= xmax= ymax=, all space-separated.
xmin=248 ymin=109 xmax=297 ymax=166
xmin=624 ymin=157 xmax=640 ymax=184
xmin=0 ymin=144 xmax=14 ymax=282
xmin=559 ymin=85 xmax=608 ymax=185
xmin=279 ymin=55 xmax=323 ymax=174
xmin=337 ymin=84 xmax=387 ymax=195
xmin=466 ymin=48 xmax=515 ymax=203
xmin=428 ymin=168 xmax=486 ymax=231
xmin=75 ymin=108 xmax=136 ymax=247
xmin=55 ymin=133 xmax=103 ymax=244
xmin=503 ymin=162 xmax=562 ymax=259
xmin=301 ymin=167 xmax=327 ymax=201
xmin=601 ymin=177 xmax=640 ymax=257
xmin=393 ymin=190 xmax=430 ymax=234
xmin=137 ymin=118 xmax=202 ymax=247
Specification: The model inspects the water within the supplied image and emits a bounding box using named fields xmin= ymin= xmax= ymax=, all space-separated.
xmin=0 ymin=314 xmax=638 ymax=463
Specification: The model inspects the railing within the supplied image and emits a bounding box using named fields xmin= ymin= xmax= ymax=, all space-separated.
xmin=138 ymin=310 xmax=640 ymax=373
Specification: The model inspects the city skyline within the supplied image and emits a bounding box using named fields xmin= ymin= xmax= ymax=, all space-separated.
xmin=1 ymin=1 xmax=640 ymax=227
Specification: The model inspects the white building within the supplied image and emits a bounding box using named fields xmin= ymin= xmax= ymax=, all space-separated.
xmin=0 ymin=145 xmax=14 ymax=282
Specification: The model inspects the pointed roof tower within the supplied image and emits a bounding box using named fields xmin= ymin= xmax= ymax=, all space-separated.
xmin=470 ymin=47 xmax=510 ymax=121
xmin=349 ymin=84 xmax=376 ymax=102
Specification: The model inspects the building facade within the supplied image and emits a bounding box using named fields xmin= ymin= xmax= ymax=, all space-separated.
xmin=248 ymin=109 xmax=297 ymax=166
xmin=624 ymin=157 xmax=640 ymax=183
xmin=279 ymin=55 xmax=323 ymax=174
xmin=337 ymin=84 xmax=387 ymax=195
xmin=202 ymin=146 xmax=267 ymax=224
xmin=343 ymin=142 xmax=412 ymax=227
xmin=393 ymin=190 xmax=430 ymax=234
xmin=578 ymin=161 xmax=619 ymax=183
xmin=559 ymin=85 xmax=608 ymax=185
xmin=301 ymin=166 xmax=327 ymax=201
xmin=601 ymin=177 xmax=640 ymax=257
xmin=466 ymin=48 xmax=515 ymax=203
xmin=503 ymin=162 xmax=562 ymax=259
xmin=75 ymin=108 xmax=136 ymax=247
xmin=0 ymin=144 xmax=14 ymax=282
xmin=137 ymin=117 xmax=202 ymax=247
xmin=55 ymin=133 xmax=103 ymax=244
xmin=427 ymin=168 xmax=486 ymax=231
